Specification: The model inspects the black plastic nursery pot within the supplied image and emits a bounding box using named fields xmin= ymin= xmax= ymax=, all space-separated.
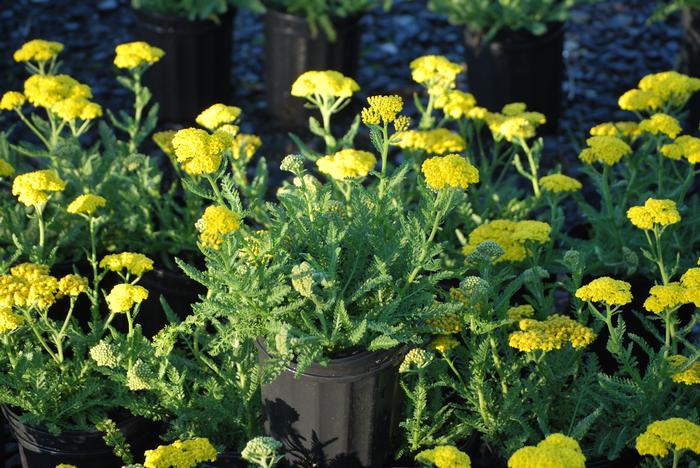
xmin=464 ymin=23 xmax=565 ymax=133
xmin=201 ymin=451 xmax=246 ymax=467
xmin=264 ymin=10 xmax=361 ymax=126
xmin=257 ymin=339 xmax=405 ymax=468
xmin=139 ymin=267 xmax=206 ymax=337
xmin=1 ymin=406 xmax=158 ymax=468
xmin=682 ymin=8 xmax=700 ymax=131
xmin=133 ymin=8 xmax=235 ymax=125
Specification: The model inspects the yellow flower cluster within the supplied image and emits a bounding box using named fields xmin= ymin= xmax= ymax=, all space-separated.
xmin=0 ymin=306 xmax=24 ymax=333
xmin=508 ymin=434 xmax=586 ymax=468
xmin=636 ymin=418 xmax=700 ymax=458
xmin=0 ymin=263 xmax=59 ymax=310
xmin=106 ymin=283 xmax=149 ymax=313
xmin=291 ymin=70 xmax=359 ymax=99
xmin=100 ymin=252 xmax=154 ymax=276
xmin=0 ymin=160 xmax=15 ymax=177
xmin=462 ymin=220 xmax=551 ymax=263
xmin=23 ymin=74 xmax=92 ymax=109
xmin=57 ymin=274 xmax=88 ymax=298
xmin=507 ymin=304 xmax=535 ymax=321
xmin=399 ymin=348 xmax=432 ymax=373
xmin=415 ymin=445 xmax=471 ymax=468
xmin=196 ymin=205 xmax=242 ymax=250
xmin=410 ymin=55 xmax=462 ymax=95
xmin=575 ymin=277 xmax=632 ymax=306
xmin=486 ymin=104 xmax=546 ymax=141
xmin=114 ymin=41 xmax=165 ymax=69
xmin=421 ymin=154 xmax=479 ymax=191
xmin=661 ymin=135 xmax=700 ymax=164
xmin=0 ymin=91 xmax=26 ymax=111
xmin=67 ymin=193 xmax=106 ymax=215
xmin=590 ymin=121 xmax=640 ymax=139
xmin=429 ymin=335 xmax=459 ymax=354
xmin=51 ymin=97 xmax=103 ymax=122
xmin=539 ymin=174 xmax=582 ymax=193
xmin=172 ymin=128 xmax=230 ymax=175
xmin=13 ymin=39 xmax=64 ymax=62
xmin=668 ymin=355 xmax=700 ymax=385
xmin=643 ymin=282 xmax=692 ymax=314
xmin=620 ymin=71 xmax=700 ymax=111
xmin=509 ymin=314 xmax=595 ymax=352
xmin=394 ymin=128 xmax=465 ymax=154
xmin=578 ymin=135 xmax=632 ymax=165
xmin=195 ymin=103 xmax=242 ymax=131
xmin=435 ymin=90 xmax=476 ymax=119
xmin=231 ymin=133 xmax=262 ymax=161
xmin=638 ymin=113 xmax=681 ymax=139
xmin=427 ymin=310 xmax=462 ymax=334
xmin=361 ymin=95 xmax=404 ymax=125
xmin=12 ymin=170 xmax=66 ymax=206
xmin=626 ymin=198 xmax=681 ymax=230
xmin=316 ymin=149 xmax=376 ymax=180
xmin=144 ymin=438 xmax=218 ymax=468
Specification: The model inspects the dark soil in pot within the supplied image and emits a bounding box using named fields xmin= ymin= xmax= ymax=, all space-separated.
xmin=133 ymin=8 xmax=236 ymax=125
xmin=264 ymin=10 xmax=361 ymax=127
xmin=201 ymin=451 xmax=246 ymax=467
xmin=464 ymin=23 xmax=565 ymax=134
xmin=1 ymin=405 xmax=160 ymax=468
xmin=257 ymin=338 xmax=405 ymax=468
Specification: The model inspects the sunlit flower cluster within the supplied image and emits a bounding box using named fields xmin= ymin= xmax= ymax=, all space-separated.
xmin=421 ymin=154 xmax=479 ymax=190
xmin=394 ymin=128 xmax=465 ymax=154
xmin=114 ymin=41 xmax=165 ymax=69
xmin=578 ymin=135 xmax=632 ymax=165
xmin=291 ymin=70 xmax=359 ymax=99
xmin=508 ymin=434 xmax=585 ymax=468
xmin=12 ymin=170 xmax=66 ymax=206
xmin=462 ymin=220 xmax=551 ymax=263
xmin=196 ymin=205 xmax=242 ymax=250
xmin=143 ymin=438 xmax=217 ymax=468
xmin=575 ymin=277 xmax=632 ymax=307
xmin=317 ymin=149 xmax=377 ymax=180
xmin=619 ymin=71 xmax=700 ymax=111
xmin=415 ymin=445 xmax=471 ymax=468
xmin=660 ymin=135 xmax=700 ymax=164
xmin=626 ymin=198 xmax=681 ymax=230
xmin=361 ymin=95 xmax=404 ymax=125
xmin=508 ymin=314 xmax=595 ymax=352
xmin=635 ymin=418 xmax=700 ymax=459
xmin=99 ymin=252 xmax=154 ymax=276
xmin=106 ymin=283 xmax=149 ymax=313
xmin=172 ymin=128 xmax=231 ymax=175
xmin=410 ymin=55 xmax=462 ymax=95
xmin=195 ymin=103 xmax=242 ymax=131
xmin=539 ymin=174 xmax=582 ymax=194
xmin=13 ymin=39 xmax=64 ymax=62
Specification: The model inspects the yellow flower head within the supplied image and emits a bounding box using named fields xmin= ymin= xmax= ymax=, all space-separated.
xmin=100 ymin=252 xmax=154 ymax=276
xmin=0 ymin=265 xmax=59 ymax=310
xmin=394 ymin=128 xmax=465 ymax=154
xmin=578 ymin=135 xmax=632 ymax=165
xmin=626 ymin=198 xmax=681 ymax=230
xmin=429 ymin=335 xmax=459 ymax=354
xmin=231 ymin=133 xmax=262 ymax=161
xmin=195 ymin=103 xmax=242 ymax=131
xmin=0 ymin=306 xmax=24 ymax=333
xmin=638 ymin=113 xmax=682 ymax=139
xmin=590 ymin=121 xmax=640 ymax=139
xmin=661 ymin=135 xmax=700 ymax=164
xmin=507 ymin=304 xmax=535 ymax=321
xmin=508 ymin=434 xmax=585 ymax=468
xmin=539 ymin=174 xmax=582 ymax=194
xmin=57 ymin=274 xmax=89 ymax=298
xmin=10 ymin=263 xmax=50 ymax=279
xmin=681 ymin=267 xmax=700 ymax=289
xmin=636 ymin=418 xmax=700 ymax=458
xmin=410 ymin=55 xmax=462 ymax=95
xmin=575 ymin=277 xmax=632 ymax=306
xmin=23 ymin=74 xmax=92 ymax=109
xmin=316 ymin=149 xmax=376 ymax=180
xmin=393 ymin=115 xmax=412 ymax=132
xmin=668 ymin=355 xmax=700 ymax=385
xmin=67 ymin=193 xmax=106 ymax=215
xmin=291 ymin=70 xmax=359 ymax=99
xmin=435 ymin=90 xmax=476 ymax=119
xmin=51 ymin=97 xmax=102 ymax=122
xmin=644 ymin=282 xmax=690 ymax=314
xmin=114 ymin=41 xmax=164 ymax=69
xmin=361 ymin=95 xmax=404 ymax=125
xmin=0 ymin=91 xmax=26 ymax=111
xmin=106 ymin=283 xmax=149 ymax=313
xmin=421 ymin=154 xmax=479 ymax=190
xmin=639 ymin=71 xmax=700 ymax=108
xmin=509 ymin=314 xmax=595 ymax=352
xmin=427 ymin=310 xmax=462 ymax=334
xmin=0 ymin=160 xmax=15 ymax=178
xmin=196 ymin=205 xmax=242 ymax=250
xmin=462 ymin=220 xmax=551 ymax=263
xmin=493 ymin=116 xmax=537 ymax=142
xmin=466 ymin=106 xmax=489 ymax=121
xmin=143 ymin=438 xmax=218 ymax=468
xmin=12 ymin=170 xmax=66 ymax=206
xmin=415 ymin=445 xmax=471 ymax=468
xmin=13 ymin=39 xmax=64 ymax=62
xmin=172 ymin=128 xmax=228 ymax=175
xmin=153 ymin=130 xmax=177 ymax=157
xmin=618 ymin=89 xmax=664 ymax=112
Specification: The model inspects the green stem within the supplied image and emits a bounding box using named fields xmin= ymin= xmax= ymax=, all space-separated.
xmin=419 ymin=94 xmax=435 ymax=130
xmin=16 ymin=110 xmax=51 ymax=149
xmin=378 ymin=123 xmax=390 ymax=199
xmin=489 ymin=336 xmax=508 ymax=395
xmin=404 ymin=190 xmax=449 ymax=287
xmin=601 ymin=165 xmax=623 ymax=249
xmin=21 ymin=308 xmax=59 ymax=364
xmin=36 ymin=204 xmax=46 ymax=260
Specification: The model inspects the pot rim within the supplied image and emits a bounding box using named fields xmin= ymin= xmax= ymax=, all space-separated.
xmin=465 ymin=21 xmax=565 ymax=50
xmin=256 ymin=337 xmax=406 ymax=381
xmin=133 ymin=6 xmax=236 ymax=30
xmin=264 ymin=8 xmax=361 ymax=34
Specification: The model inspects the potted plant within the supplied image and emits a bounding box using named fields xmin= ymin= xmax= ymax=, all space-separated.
xmin=169 ymin=90 xmax=479 ymax=464
xmin=262 ymin=0 xmax=389 ymax=124
xmin=131 ymin=0 xmax=264 ymax=124
xmin=426 ymin=0 xmax=593 ymax=132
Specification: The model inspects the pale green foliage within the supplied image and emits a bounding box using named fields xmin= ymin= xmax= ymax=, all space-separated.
xmin=132 ymin=0 xmax=264 ymax=19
